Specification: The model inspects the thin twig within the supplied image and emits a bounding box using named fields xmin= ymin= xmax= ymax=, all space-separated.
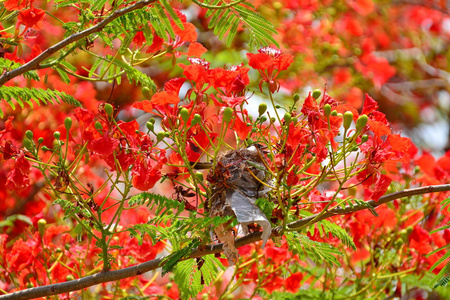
xmin=0 ymin=0 xmax=157 ymax=86
xmin=2 ymin=184 xmax=450 ymax=300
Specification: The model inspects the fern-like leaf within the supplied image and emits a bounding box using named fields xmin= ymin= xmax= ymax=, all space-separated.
xmin=202 ymin=0 xmax=278 ymax=47
xmin=0 ymin=58 xmax=40 ymax=81
xmin=286 ymin=232 xmax=342 ymax=266
xmin=174 ymin=255 xmax=225 ymax=298
xmin=0 ymin=86 xmax=81 ymax=118
xmin=161 ymin=238 xmax=200 ymax=275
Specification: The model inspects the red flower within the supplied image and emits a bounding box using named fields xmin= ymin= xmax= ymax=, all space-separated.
xmin=151 ymin=91 xmax=179 ymax=106
xmin=3 ymin=0 xmax=30 ymax=11
xmin=187 ymin=42 xmax=207 ymax=58
xmin=246 ymin=47 xmax=293 ymax=93
xmin=18 ymin=6 xmax=45 ymax=30
xmin=285 ymin=272 xmax=303 ymax=293
xmin=131 ymin=151 xmax=166 ymax=191
xmin=6 ymin=152 xmax=31 ymax=192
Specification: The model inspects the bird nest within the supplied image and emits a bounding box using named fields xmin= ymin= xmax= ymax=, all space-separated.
xmin=206 ymin=146 xmax=273 ymax=264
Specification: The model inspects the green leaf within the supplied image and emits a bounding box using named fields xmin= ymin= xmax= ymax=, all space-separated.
xmin=161 ymin=239 xmax=200 ymax=275
xmin=0 ymin=86 xmax=81 ymax=118
xmin=286 ymin=232 xmax=342 ymax=266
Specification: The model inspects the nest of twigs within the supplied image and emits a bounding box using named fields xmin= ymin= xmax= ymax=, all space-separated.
xmin=206 ymin=146 xmax=272 ymax=264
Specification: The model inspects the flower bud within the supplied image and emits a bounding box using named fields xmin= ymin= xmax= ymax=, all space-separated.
xmin=284 ymin=112 xmax=292 ymax=126
xmin=42 ymin=146 xmax=49 ymax=151
xmin=192 ymin=114 xmax=202 ymax=126
xmin=94 ymin=121 xmax=103 ymax=131
xmin=38 ymin=218 xmax=46 ymax=237
xmin=146 ymin=121 xmax=154 ymax=132
xmin=142 ymin=86 xmax=153 ymax=99
xmin=180 ymin=107 xmax=189 ymax=124
xmin=258 ymin=103 xmax=267 ymax=116
xmin=292 ymin=117 xmax=298 ymax=124
xmin=331 ymin=110 xmax=338 ymax=117
xmin=23 ymin=138 xmax=33 ymax=151
xmin=195 ymin=171 xmax=204 ymax=182
xmin=312 ymin=89 xmax=321 ymax=99
xmin=356 ymin=114 xmax=368 ymax=131
xmin=223 ymin=107 xmax=233 ymax=123
xmin=53 ymin=131 xmax=61 ymax=140
xmin=148 ymin=117 xmax=155 ymax=124
xmin=104 ymin=103 xmax=114 ymax=116
xmin=25 ymin=130 xmax=33 ymax=140
xmin=343 ymin=111 xmax=353 ymax=130
xmin=157 ymin=131 xmax=165 ymax=142
xmin=38 ymin=137 xmax=44 ymax=144
xmin=323 ymin=104 xmax=331 ymax=118
xmin=64 ymin=117 xmax=72 ymax=131
xmin=293 ymin=93 xmax=300 ymax=102
xmin=361 ymin=135 xmax=369 ymax=143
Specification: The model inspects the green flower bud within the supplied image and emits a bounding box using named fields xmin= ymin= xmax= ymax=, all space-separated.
xmin=258 ymin=103 xmax=267 ymax=116
xmin=64 ymin=117 xmax=72 ymax=131
xmin=146 ymin=121 xmax=154 ymax=132
xmin=192 ymin=114 xmax=202 ymax=126
xmin=41 ymin=146 xmax=49 ymax=151
xmin=223 ymin=107 xmax=233 ymax=123
xmin=38 ymin=218 xmax=46 ymax=237
xmin=343 ymin=111 xmax=353 ymax=130
xmin=361 ymin=134 xmax=369 ymax=143
xmin=164 ymin=132 xmax=170 ymax=138
xmin=157 ymin=131 xmax=165 ymax=142
xmin=260 ymin=116 xmax=267 ymax=123
xmin=53 ymin=131 xmax=61 ymax=140
xmin=195 ymin=171 xmax=204 ymax=182
xmin=180 ymin=107 xmax=189 ymax=124
xmin=38 ymin=137 xmax=44 ymax=144
xmin=270 ymin=117 xmax=276 ymax=123
xmin=94 ymin=121 xmax=103 ymax=131
xmin=312 ymin=89 xmax=321 ymax=99
xmin=356 ymin=114 xmax=368 ymax=131
xmin=66 ymin=275 xmax=74 ymax=281
xmin=25 ymin=130 xmax=33 ymax=140
xmin=323 ymin=104 xmax=331 ymax=118
xmin=149 ymin=117 xmax=155 ymax=124
xmin=331 ymin=110 xmax=338 ymax=117
xmin=284 ymin=112 xmax=292 ymax=126
xmin=293 ymin=93 xmax=300 ymax=102
xmin=104 ymin=103 xmax=114 ymax=116
xmin=292 ymin=117 xmax=298 ymax=124
xmin=142 ymin=86 xmax=153 ymax=99
xmin=351 ymin=145 xmax=359 ymax=152
xmin=23 ymin=138 xmax=33 ymax=151
xmin=337 ymin=113 xmax=343 ymax=118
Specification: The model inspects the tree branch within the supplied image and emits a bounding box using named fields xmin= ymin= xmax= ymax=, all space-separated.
xmin=2 ymin=184 xmax=450 ymax=300
xmin=0 ymin=0 xmax=157 ymax=86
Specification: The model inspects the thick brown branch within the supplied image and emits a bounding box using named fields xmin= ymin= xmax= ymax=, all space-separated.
xmin=2 ymin=184 xmax=450 ymax=300
xmin=0 ymin=0 xmax=157 ymax=86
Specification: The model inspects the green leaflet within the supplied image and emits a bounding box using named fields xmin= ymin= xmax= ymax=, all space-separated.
xmin=286 ymin=231 xmax=343 ymax=267
xmin=203 ymin=0 xmax=279 ymax=47
xmin=174 ymin=255 xmax=225 ymax=298
xmin=0 ymin=86 xmax=81 ymax=118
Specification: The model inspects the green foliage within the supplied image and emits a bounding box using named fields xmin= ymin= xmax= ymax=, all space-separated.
xmin=428 ymin=196 xmax=450 ymax=288
xmin=313 ymin=219 xmax=356 ymax=250
xmin=0 ymin=86 xmax=81 ymax=118
xmin=53 ymin=198 xmax=92 ymax=220
xmin=301 ymin=211 xmax=356 ymax=250
xmin=173 ymin=255 xmax=225 ymax=298
xmin=161 ymin=238 xmax=200 ymax=275
xmin=0 ymin=58 xmax=40 ymax=81
xmin=286 ymin=231 xmax=342 ymax=266
xmin=202 ymin=0 xmax=278 ymax=47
